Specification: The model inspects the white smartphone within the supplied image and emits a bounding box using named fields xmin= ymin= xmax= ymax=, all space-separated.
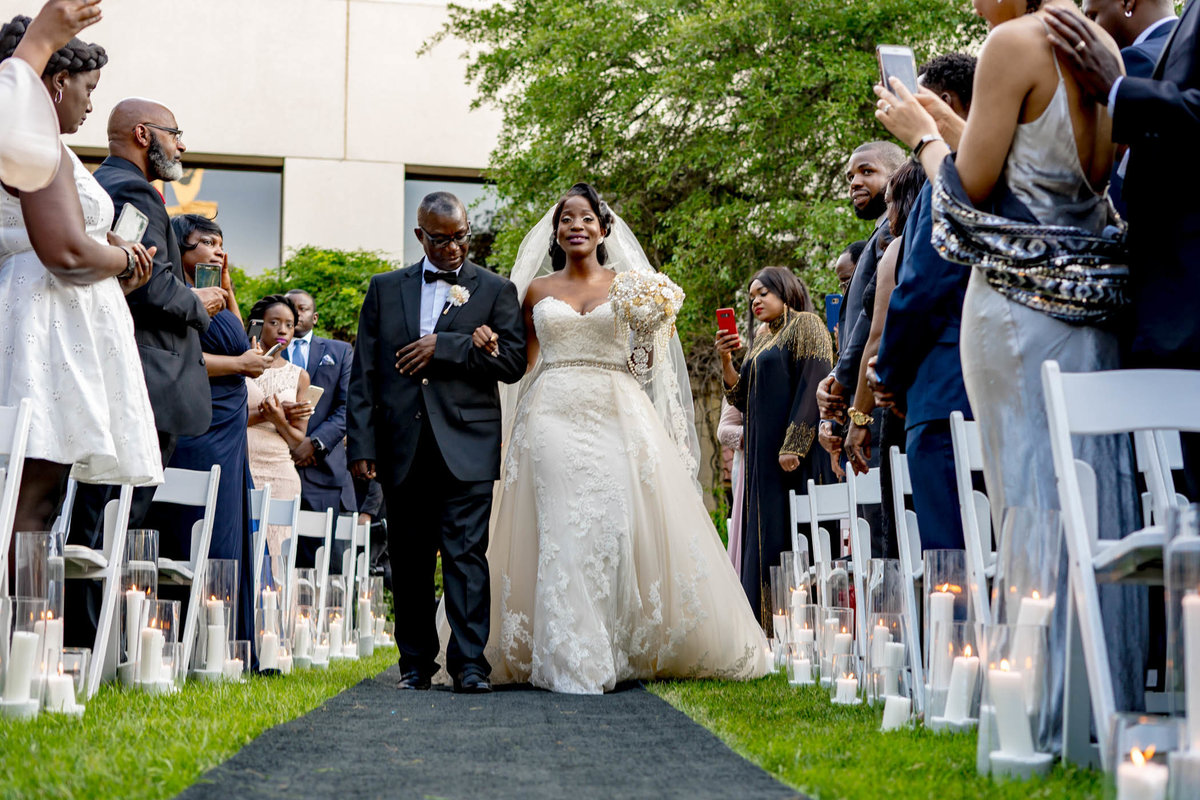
xmin=113 ymin=202 xmax=149 ymax=244
xmin=264 ymin=342 xmax=285 ymax=359
xmin=304 ymin=386 xmax=325 ymax=406
xmin=876 ymin=44 xmax=918 ymax=95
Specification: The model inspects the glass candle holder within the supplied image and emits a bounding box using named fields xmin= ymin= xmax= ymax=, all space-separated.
xmin=1 ymin=596 xmax=49 ymax=717
xmin=993 ymin=508 xmax=1062 ymax=629
xmin=820 ymin=607 xmax=855 ymax=685
xmin=819 ymin=559 xmax=852 ymax=615
xmin=225 ymin=640 xmax=249 ymax=682
xmin=866 ymin=558 xmax=905 ymax=619
xmin=830 ymin=653 xmax=862 ymax=705
xmin=788 ymin=639 xmax=817 ymax=687
xmin=927 ymin=621 xmax=981 ymax=731
xmin=312 ymin=629 xmax=331 ymax=669
xmin=343 ymin=629 xmax=360 ymax=661
xmin=15 ymin=531 xmax=65 ymax=621
xmin=382 ymin=620 xmax=395 ymax=648
xmin=324 ymin=606 xmax=346 ymax=659
xmin=195 ymin=591 xmax=232 ymax=679
xmin=136 ymin=599 xmax=178 ymax=688
xmin=122 ymin=529 xmax=159 ymax=600
xmin=48 ymin=647 xmax=89 ymax=716
xmin=326 ymin=575 xmax=347 ymax=617
xmin=790 ymin=603 xmax=819 ymax=657
xmin=355 ymin=574 xmax=375 ymax=642
xmin=290 ymin=603 xmax=315 ymax=667
xmin=1106 ymin=713 xmax=1183 ymax=800
xmin=160 ymin=642 xmax=183 ymax=690
xmin=256 ymin=583 xmax=284 ymax=673
xmin=866 ymin=612 xmax=908 ymax=705
xmin=924 ymin=549 xmax=968 ymax=694
xmin=292 ymin=567 xmax=318 ymax=611
xmin=770 ymin=565 xmax=790 ymax=647
xmin=978 ymin=622 xmax=1054 ymax=780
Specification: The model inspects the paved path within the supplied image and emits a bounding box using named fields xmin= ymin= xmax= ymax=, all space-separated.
xmin=179 ymin=665 xmax=802 ymax=800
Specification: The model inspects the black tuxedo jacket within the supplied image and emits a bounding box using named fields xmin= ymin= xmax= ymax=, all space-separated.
xmin=1115 ymin=1 xmax=1200 ymax=366
xmin=346 ymin=260 xmax=527 ymax=487
xmin=296 ymin=335 xmax=356 ymax=512
xmin=94 ymin=156 xmax=212 ymax=435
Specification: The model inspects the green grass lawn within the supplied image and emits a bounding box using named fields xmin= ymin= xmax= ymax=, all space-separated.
xmin=0 ymin=648 xmax=396 ymax=800
xmin=650 ymin=672 xmax=1104 ymax=800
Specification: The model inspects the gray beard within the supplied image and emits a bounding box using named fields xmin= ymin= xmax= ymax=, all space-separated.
xmin=147 ymin=135 xmax=183 ymax=182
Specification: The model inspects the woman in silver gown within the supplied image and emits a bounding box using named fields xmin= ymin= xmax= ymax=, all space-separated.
xmin=874 ymin=0 xmax=1145 ymax=749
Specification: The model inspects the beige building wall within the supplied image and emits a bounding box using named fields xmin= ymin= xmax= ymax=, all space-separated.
xmin=0 ymin=0 xmax=501 ymax=264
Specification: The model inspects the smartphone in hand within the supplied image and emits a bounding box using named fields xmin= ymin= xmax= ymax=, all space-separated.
xmin=263 ymin=342 xmax=285 ymax=359
xmin=113 ymin=202 xmax=149 ymax=244
xmin=716 ymin=307 xmax=738 ymax=337
xmin=876 ymin=44 xmax=918 ymax=95
xmin=247 ymin=318 xmax=264 ymax=344
xmin=194 ymin=263 xmax=221 ymax=288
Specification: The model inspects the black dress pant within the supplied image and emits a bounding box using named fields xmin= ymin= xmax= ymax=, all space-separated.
xmin=383 ymin=420 xmax=493 ymax=679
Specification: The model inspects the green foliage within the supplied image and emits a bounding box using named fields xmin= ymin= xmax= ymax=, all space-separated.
xmin=432 ymin=0 xmax=984 ymax=367
xmin=230 ymin=247 xmax=396 ymax=342
xmin=651 ymin=672 xmax=1103 ymax=800
xmin=0 ymin=649 xmax=396 ymax=800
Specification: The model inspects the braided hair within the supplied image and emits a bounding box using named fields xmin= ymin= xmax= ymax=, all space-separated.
xmin=246 ymin=294 xmax=298 ymax=333
xmin=0 ymin=15 xmax=108 ymax=77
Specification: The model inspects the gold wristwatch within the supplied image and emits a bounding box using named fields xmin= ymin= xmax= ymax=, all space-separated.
xmin=847 ymin=408 xmax=872 ymax=427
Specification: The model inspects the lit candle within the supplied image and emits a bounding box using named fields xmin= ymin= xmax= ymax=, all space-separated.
xmin=138 ymin=625 xmax=164 ymax=685
xmin=880 ymin=695 xmax=911 ymax=731
xmin=1011 ymin=590 xmax=1055 ymax=712
xmin=871 ymin=623 xmax=892 ymax=668
xmin=374 ymin=617 xmax=385 ymax=639
xmin=259 ymin=631 xmax=279 ymax=670
xmin=834 ymin=673 xmax=859 ymax=705
xmin=33 ymin=613 xmax=64 ymax=671
xmin=358 ymin=597 xmax=373 ymax=637
xmin=3 ymin=631 xmax=39 ymax=703
xmin=928 ymin=585 xmax=956 ymax=690
xmin=989 ymin=659 xmax=1034 ymax=758
xmin=328 ymin=618 xmax=343 ymax=656
xmin=262 ymin=588 xmax=278 ymax=612
xmin=124 ymin=588 xmax=145 ymax=662
xmin=1183 ymin=591 xmax=1200 ymax=750
xmin=833 ymin=628 xmax=853 ymax=657
xmin=205 ymin=597 xmax=226 ymax=671
xmin=223 ymin=658 xmax=243 ymax=680
xmin=278 ymin=652 xmax=293 ymax=675
xmin=772 ymin=613 xmax=789 ymax=645
xmin=43 ymin=668 xmax=75 ymax=713
xmin=293 ymin=617 xmax=312 ymax=659
xmin=942 ymin=644 xmax=980 ymax=722
xmin=1116 ymin=746 xmax=1168 ymax=800
xmin=313 ymin=643 xmax=330 ymax=665
xmin=882 ymin=641 xmax=906 ymax=696
xmin=789 ymin=656 xmax=814 ymax=686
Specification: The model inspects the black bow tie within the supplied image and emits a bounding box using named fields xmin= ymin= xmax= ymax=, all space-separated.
xmin=424 ymin=270 xmax=459 ymax=285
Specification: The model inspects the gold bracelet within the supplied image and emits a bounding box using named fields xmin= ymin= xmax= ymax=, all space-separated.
xmin=847 ymin=408 xmax=871 ymax=427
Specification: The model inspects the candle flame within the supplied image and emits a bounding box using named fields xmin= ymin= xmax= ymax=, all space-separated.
xmin=843 ymin=673 xmax=854 ymax=680
xmin=1000 ymin=659 xmax=1011 ymax=672
xmin=935 ymin=583 xmax=962 ymax=594
xmin=1031 ymin=590 xmax=1040 ymax=600
xmin=1130 ymin=745 xmax=1155 ymax=766
xmin=963 ymin=644 xmax=973 ymax=658
xmin=210 ymin=595 xmax=218 ymax=601
xmin=841 ymin=626 xmax=847 ymax=634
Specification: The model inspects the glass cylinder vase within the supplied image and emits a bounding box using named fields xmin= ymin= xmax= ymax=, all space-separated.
xmin=978 ymin=622 xmax=1054 ymax=779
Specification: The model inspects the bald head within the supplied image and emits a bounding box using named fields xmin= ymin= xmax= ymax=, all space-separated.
xmin=106 ymin=98 xmax=185 ymax=182
xmin=416 ymin=191 xmax=466 ymax=228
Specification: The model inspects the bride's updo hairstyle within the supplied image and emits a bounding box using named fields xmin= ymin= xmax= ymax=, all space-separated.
xmin=548 ymin=182 xmax=615 ymax=271
xmin=750 ymin=266 xmax=814 ymax=314
xmin=0 ymin=15 xmax=108 ymax=77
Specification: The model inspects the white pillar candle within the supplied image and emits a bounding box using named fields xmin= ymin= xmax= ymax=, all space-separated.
xmin=3 ymin=631 xmax=39 ymax=703
xmin=205 ymin=622 xmax=226 ymax=671
xmin=223 ymin=658 xmax=243 ymax=680
xmin=834 ymin=674 xmax=859 ymax=704
xmin=374 ymin=617 xmax=385 ymax=638
xmin=358 ymin=598 xmax=373 ymax=636
xmin=124 ymin=589 xmax=145 ymax=662
xmin=1116 ymin=748 xmax=1168 ymax=800
xmin=294 ymin=620 xmax=312 ymax=659
xmin=772 ymin=613 xmax=789 ymax=645
xmin=328 ymin=619 xmax=343 ymax=655
xmin=313 ymin=643 xmax=330 ymax=664
xmin=1011 ymin=592 xmax=1055 ymax=713
xmin=833 ymin=630 xmax=853 ymax=656
xmin=138 ymin=627 xmax=164 ymax=685
xmin=880 ymin=695 xmax=911 ymax=731
xmin=33 ymin=616 xmax=64 ymax=670
xmin=259 ymin=632 xmax=279 ymax=670
xmin=870 ymin=624 xmax=892 ymax=667
xmin=928 ymin=589 xmax=955 ymax=690
xmin=43 ymin=672 xmax=74 ymax=712
xmin=278 ymin=653 xmax=292 ymax=675
xmin=1183 ymin=592 xmax=1200 ymax=750
xmin=789 ymin=657 xmax=814 ymax=686
xmin=989 ymin=661 xmax=1035 ymax=758
xmin=942 ymin=647 xmax=980 ymax=722
xmin=882 ymin=641 xmax=906 ymax=696
xmin=262 ymin=588 xmax=278 ymax=612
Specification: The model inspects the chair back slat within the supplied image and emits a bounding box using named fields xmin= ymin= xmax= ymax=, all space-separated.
xmin=152 ymin=467 xmax=213 ymax=506
xmin=1055 ymin=369 xmax=1200 ymax=435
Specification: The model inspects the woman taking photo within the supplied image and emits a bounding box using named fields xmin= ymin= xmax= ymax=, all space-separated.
xmin=874 ymin=0 xmax=1144 ymax=743
xmin=245 ymin=294 xmax=310 ymax=559
xmin=716 ymin=267 xmax=834 ymax=628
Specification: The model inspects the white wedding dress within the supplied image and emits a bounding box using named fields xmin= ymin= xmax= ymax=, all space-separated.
xmin=476 ymin=295 xmax=771 ymax=694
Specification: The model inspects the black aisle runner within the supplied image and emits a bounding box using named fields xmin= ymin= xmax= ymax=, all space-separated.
xmin=178 ymin=666 xmax=802 ymax=800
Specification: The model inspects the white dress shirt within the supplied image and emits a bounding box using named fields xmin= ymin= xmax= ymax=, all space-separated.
xmin=289 ymin=329 xmax=313 ymax=371
xmin=420 ymin=257 xmax=461 ymax=337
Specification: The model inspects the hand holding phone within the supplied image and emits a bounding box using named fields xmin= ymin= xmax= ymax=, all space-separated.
xmin=716 ymin=307 xmax=738 ymax=336
xmin=247 ymin=319 xmax=264 ymax=345
xmin=194 ymin=263 xmax=221 ymax=289
xmin=876 ymin=44 xmax=918 ymax=95
xmin=715 ymin=307 xmax=741 ymax=356
xmin=113 ymin=202 xmax=149 ymax=244
xmin=263 ymin=342 xmax=285 ymax=359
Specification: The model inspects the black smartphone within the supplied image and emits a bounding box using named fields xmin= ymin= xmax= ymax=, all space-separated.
xmin=247 ymin=318 xmax=264 ymax=344
xmin=876 ymin=44 xmax=918 ymax=95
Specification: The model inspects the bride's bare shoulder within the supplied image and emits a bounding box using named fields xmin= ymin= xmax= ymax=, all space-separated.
xmin=523 ymin=273 xmax=563 ymax=309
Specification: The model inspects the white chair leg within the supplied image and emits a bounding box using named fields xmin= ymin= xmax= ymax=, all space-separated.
xmin=1062 ymin=586 xmax=1100 ymax=768
xmin=87 ymin=486 xmax=132 ymax=698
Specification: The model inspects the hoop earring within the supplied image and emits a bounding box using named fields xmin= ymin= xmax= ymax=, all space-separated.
xmin=54 ymin=88 xmax=62 ymax=104
xmin=597 ymin=236 xmax=605 ymax=245
xmin=1125 ymin=8 xmax=1133 ymax=17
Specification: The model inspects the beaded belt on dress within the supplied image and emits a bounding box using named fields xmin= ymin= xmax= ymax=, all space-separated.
xmin=543 ymin=359 xmax=627 ymax=373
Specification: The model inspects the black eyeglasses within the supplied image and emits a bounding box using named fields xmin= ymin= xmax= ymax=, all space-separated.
xmin=419 ymin=227 xmax=471 ymax=249
xmin=141 ymin=122 xmax=183 ymax=144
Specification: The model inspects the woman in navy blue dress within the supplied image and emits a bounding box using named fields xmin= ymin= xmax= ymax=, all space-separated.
xmin=149 ymin=215 xmax=273 ymax=642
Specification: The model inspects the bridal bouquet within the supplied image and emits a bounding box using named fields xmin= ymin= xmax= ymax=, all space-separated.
xmin=608 ymin=270 xmax=685 ymax=380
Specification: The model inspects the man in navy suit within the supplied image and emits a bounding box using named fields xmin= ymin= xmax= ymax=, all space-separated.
xmin=868 ymin=54 xmax=976 ymax=552
xmin=1048 ymin=1 xmax=1200 ymax=494
xmin=284 ymin=289 xmax=356 ymax=517
xmin=1083 ymin=0 xmax=1178 ymax=214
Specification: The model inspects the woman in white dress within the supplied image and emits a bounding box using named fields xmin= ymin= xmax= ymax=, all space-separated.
xmin=457 ymin=183 xmax=770 ymax=694
xmin=0 ymin=17 xmax=159 ymax=532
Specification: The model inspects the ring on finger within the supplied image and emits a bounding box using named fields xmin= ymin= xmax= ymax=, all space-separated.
xmin=1075 ymin=39 xmax=1087 ymax=53
xmin=883 ymin=103 xmax=893 ymax=113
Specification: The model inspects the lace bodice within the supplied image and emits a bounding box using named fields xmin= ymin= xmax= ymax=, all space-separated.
xmin=533 ymin=297 xmax=627 ymax=368
xmin=0 ymin=148 xmax=112 ymax=260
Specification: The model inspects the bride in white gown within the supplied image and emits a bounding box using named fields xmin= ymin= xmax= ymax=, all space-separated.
xmin=440 ymin=183 xmax=770 ymax=694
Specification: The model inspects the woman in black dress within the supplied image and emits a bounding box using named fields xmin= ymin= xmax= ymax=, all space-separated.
xmin=716 ymin=267 xmax=834 ymax=628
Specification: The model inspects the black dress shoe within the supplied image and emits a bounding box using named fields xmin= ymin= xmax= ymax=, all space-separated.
xmin=452 ymin=671 xmax=492 ymax=694
xmin=395 ymin=669 xmax=432 ymax=690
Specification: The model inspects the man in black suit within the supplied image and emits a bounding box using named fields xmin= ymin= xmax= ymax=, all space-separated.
xmin=1048 ymin=1 xmax=1200 ymax=493
xmin=283 ymin=289 xmax=356 ymax=566
xmin=347 ymin=192 xmax=526 ymax=693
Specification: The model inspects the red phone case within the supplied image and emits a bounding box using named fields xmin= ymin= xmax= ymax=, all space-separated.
xmin=716 ymin=308 xmax=737 ymax=336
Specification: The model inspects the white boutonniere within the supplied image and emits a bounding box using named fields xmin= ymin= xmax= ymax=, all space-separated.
xmin=444 ymin=285 xmax=470 ymax=314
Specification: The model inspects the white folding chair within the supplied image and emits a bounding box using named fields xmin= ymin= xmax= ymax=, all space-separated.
xmin=888 ymin=446 xmax=927 ymax=714
xmin=1042 ymin=361 xmax=1200 ymax=771
xmin=62 ymin=483 xmax=133 ymax=697
xmin=286 ymin=508 xmax=334 ymax=628
xmin=152 ymin=466 xmax=221 ymax=675
xmin=1134 ymin=430 xmax=1189 ymax=526
xmin=950 ymin=411 xmax=996 ymax=625
xmin=0 ymin=399 xmax=34 ymax=593
xmin=787 ymin=489 xmax=814 ymax=572
xmin=335 ymin=513 xmax=358 ymax=645
xmin=806 ymin=478 xmax=854 ymax=624
xmin=255 ymin=492 xmax=302 ymax=607
xmin=846 ymin=466 xmax=882 ymax=653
